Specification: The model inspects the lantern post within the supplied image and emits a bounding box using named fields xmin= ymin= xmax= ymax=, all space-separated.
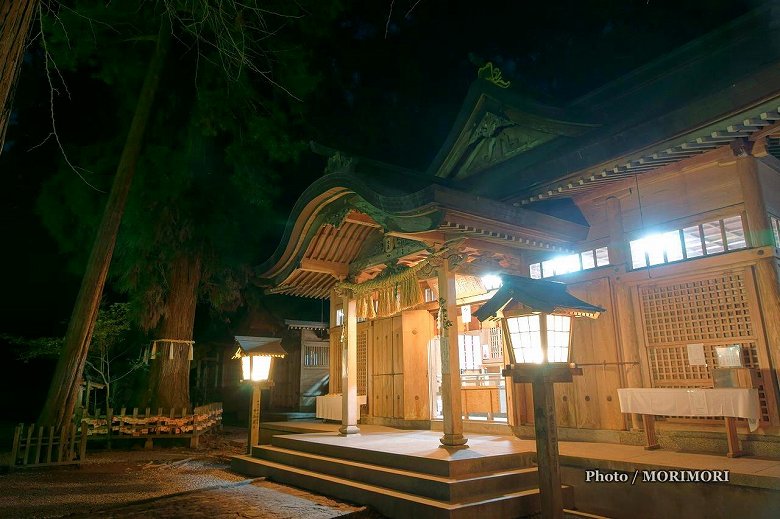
xmin=475 ymin=276 xmax=604 ymax=519
xmin=233 ymin=337 xmax=287 ymax=454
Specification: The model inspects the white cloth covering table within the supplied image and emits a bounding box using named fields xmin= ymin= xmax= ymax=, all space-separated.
xmin=315 ymin=393 xmax=367 ymax=421
xmin=617 ymin=388 xmax=760 ymax=457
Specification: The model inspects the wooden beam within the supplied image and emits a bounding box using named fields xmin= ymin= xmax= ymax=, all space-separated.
xmin=299 ymin=258 xmax=350 ymax=279
xmin=343 ymin=212 xmax=382 ymax=228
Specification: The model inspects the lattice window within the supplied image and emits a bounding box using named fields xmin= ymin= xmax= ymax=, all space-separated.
xmin=488 ymin=327 xmax=503 ymax=360
xmin=357 ymin=330 xmax=368 ymax=397
xmin=639 ymin=271 xmax=771 ymax=423
xmin=640 ymin=272 xmax=753 ymax=344
xmin=303 ymin=342 xmax=329 ymax=368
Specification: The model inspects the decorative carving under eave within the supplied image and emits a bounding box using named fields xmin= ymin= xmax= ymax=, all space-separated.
xmin=349 ymin=236 xmax=430 ymax=277
xmin=453 ymin=112 xmax=556 ymax=179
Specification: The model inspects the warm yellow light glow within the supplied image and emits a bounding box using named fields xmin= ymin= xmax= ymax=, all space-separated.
xmin=546 ymin=314 xmax=572 ymax=363
xmin=241 ymin=356 xmax=251 ymax=381
xmin=506 ymin=315 xmax=543 ymax=364
xmin=505 ymin=313 xmax=572 ymax=364
xmin=241 ymin=355 xmax=273 ymax=382
xmin=251 ymin=356 xmax=272 ymax=382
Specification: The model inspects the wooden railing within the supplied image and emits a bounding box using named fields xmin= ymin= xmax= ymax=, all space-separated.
xmin=9 ymin=421 xmax=88 ymax=471
xmin=80 ymin=402 xmax=223 ymax=448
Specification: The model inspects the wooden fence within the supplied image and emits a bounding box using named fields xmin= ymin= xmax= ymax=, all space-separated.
xmin=80 ymin=402 xmax=222 ymax=448
xmin=9 ymin=421 xmax=88 ymax=471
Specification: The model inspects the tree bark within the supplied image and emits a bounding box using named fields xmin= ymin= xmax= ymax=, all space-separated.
xmin=0 ymin=0 xmax=39 ymax=153
xmin=146 ymin=253 xmax=202 ymax=410
xmin=38 ymin=22 xmax=170 ymax=428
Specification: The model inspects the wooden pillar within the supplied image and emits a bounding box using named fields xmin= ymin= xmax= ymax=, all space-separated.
xmin=340 ymin=296 xmax=360 ymax=435
xmin=532 ymin=377 xmax=564 ymax=519
xmin=328 ymin=289 xmax=340 ymax=394
xmin=753 ymin=259 xmax=780 ymax=424
xmin=247 ymin=383 xmax=260 ymax=454
xmin=738 ymin=153 xmax=780 ymax=422
xmin=437 ymin=258 xmax=468 ymax=447
xmin=606 ymin=195 xmax=643 ymax=430
xmin=737 ymin=154 xmax=773 ymax=248
xmin=605 ymin=196 xmax=627 ymax=266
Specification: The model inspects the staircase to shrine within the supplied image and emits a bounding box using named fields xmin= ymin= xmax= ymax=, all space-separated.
xmin=231 ymin=431 xmax=575 ymax=518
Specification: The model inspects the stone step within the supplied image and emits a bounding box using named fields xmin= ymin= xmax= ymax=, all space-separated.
xmin=256 ymin=444 xmax=540 ymax=502
xmin=232 ymin=455 xmax=575 ymax=519
xmin=267 ymin=434 xmax=536 ymax=477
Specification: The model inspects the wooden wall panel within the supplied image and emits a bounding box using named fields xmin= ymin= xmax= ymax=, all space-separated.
xmin=553 ymin=383 xmax=577 ymax=428
xmin=401 ymin=310 xmax=433 ymax=420
xmin=372 ymin=318 xmax=393 ymax=376
xmin=568 ymin=277 xmax=623 ymax=430
xmin=757 ymin=157 xmax=780 ymax=218
xmin=367 ymin=311 xmax=433 ymax=420
xmin=392 ymin=316 xmax=404 ymax=374
xmin=393 ymin=374 xmax=404 ymax=418
xmin=371 ymin=374 xmax=393 ymax=417
xmin=570 ymin=313 xmax=601 ymax=429
xmin=329 ymin=328 xmax=342 ymax=394
xmin=620 ymin=161 xmax=742 ymax=233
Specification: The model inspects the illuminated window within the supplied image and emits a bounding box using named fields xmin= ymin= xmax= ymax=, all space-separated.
xmin=458 ymin=334 xmax=482 ymax=370
xmin=529 ymin=246 xmax=610 ymax=279
xmin=506 ymin=315 xmax=542 ymax=363
xmin=630 ymin=215 xmax=747 ymax=269
xmin=481 ymin=275 xmax=502 ymax=291
xmin=546 ymin=315 xmax=571 ymax=362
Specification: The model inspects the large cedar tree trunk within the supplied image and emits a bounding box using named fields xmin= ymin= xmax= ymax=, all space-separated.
xmin=38 ymin=23 xmax=170 ymax=429
xmin=0 ymin=0 xmax=39 ymax=152
xmin=146 ymin=254 xmax=202 ymax=410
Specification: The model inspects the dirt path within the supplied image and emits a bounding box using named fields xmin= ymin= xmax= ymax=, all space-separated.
xmin=0 ymin=428 xmax=373 ymax=519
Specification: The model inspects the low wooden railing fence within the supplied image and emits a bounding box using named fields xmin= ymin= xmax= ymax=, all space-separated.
xmin=80 ymin=402 xmax=222 ymax=448
xmin=9 ymin=421 xmax=88 ymax=471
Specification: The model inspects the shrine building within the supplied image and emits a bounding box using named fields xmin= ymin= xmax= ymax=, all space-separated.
xmin=235 ymin=6 xmax=780 ymax=518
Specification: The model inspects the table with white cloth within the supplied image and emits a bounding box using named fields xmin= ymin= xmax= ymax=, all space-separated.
xmin=315 ymin=393 xmax=368 ymax=421
xmin=617 ymin=388 xmax=760 ymax=457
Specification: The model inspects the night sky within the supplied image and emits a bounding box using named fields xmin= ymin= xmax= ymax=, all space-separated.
xmin=0 ymin=0 xmax=761 ymax=419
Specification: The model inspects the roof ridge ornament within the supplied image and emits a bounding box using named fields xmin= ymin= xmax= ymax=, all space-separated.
xmin=325 ymin=151 xmax=356 ymax=175
xmin=478 ymin=62 xmax=511 ymax=89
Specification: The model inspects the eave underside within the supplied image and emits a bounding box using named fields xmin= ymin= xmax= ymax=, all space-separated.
xmin=259 ymin=180 xmax=589 ymax=299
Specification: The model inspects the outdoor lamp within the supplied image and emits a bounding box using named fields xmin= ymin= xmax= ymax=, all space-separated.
xmin=241 ymin=355 xmax=273 ymax=382
xmin=502 ymin=312 xmax=573 ymax=366
xmin=475 ymin=276 xmax=604 ymax=519
xmin=233 ymin=336 xmax=287 ymax=453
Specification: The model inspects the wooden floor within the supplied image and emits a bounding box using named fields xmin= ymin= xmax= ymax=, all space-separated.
xmin=260 ymin=421 xmax=780 ymax=486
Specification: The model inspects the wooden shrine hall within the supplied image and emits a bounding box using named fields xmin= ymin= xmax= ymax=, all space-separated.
xmin=254 ymin=8 xmax=780 ymax=439
xmin=234 ymin=7 xmax=780 ymax=518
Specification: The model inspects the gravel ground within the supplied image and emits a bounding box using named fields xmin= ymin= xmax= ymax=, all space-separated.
xmin=0 ymin=428 xmax=374 ymax=519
